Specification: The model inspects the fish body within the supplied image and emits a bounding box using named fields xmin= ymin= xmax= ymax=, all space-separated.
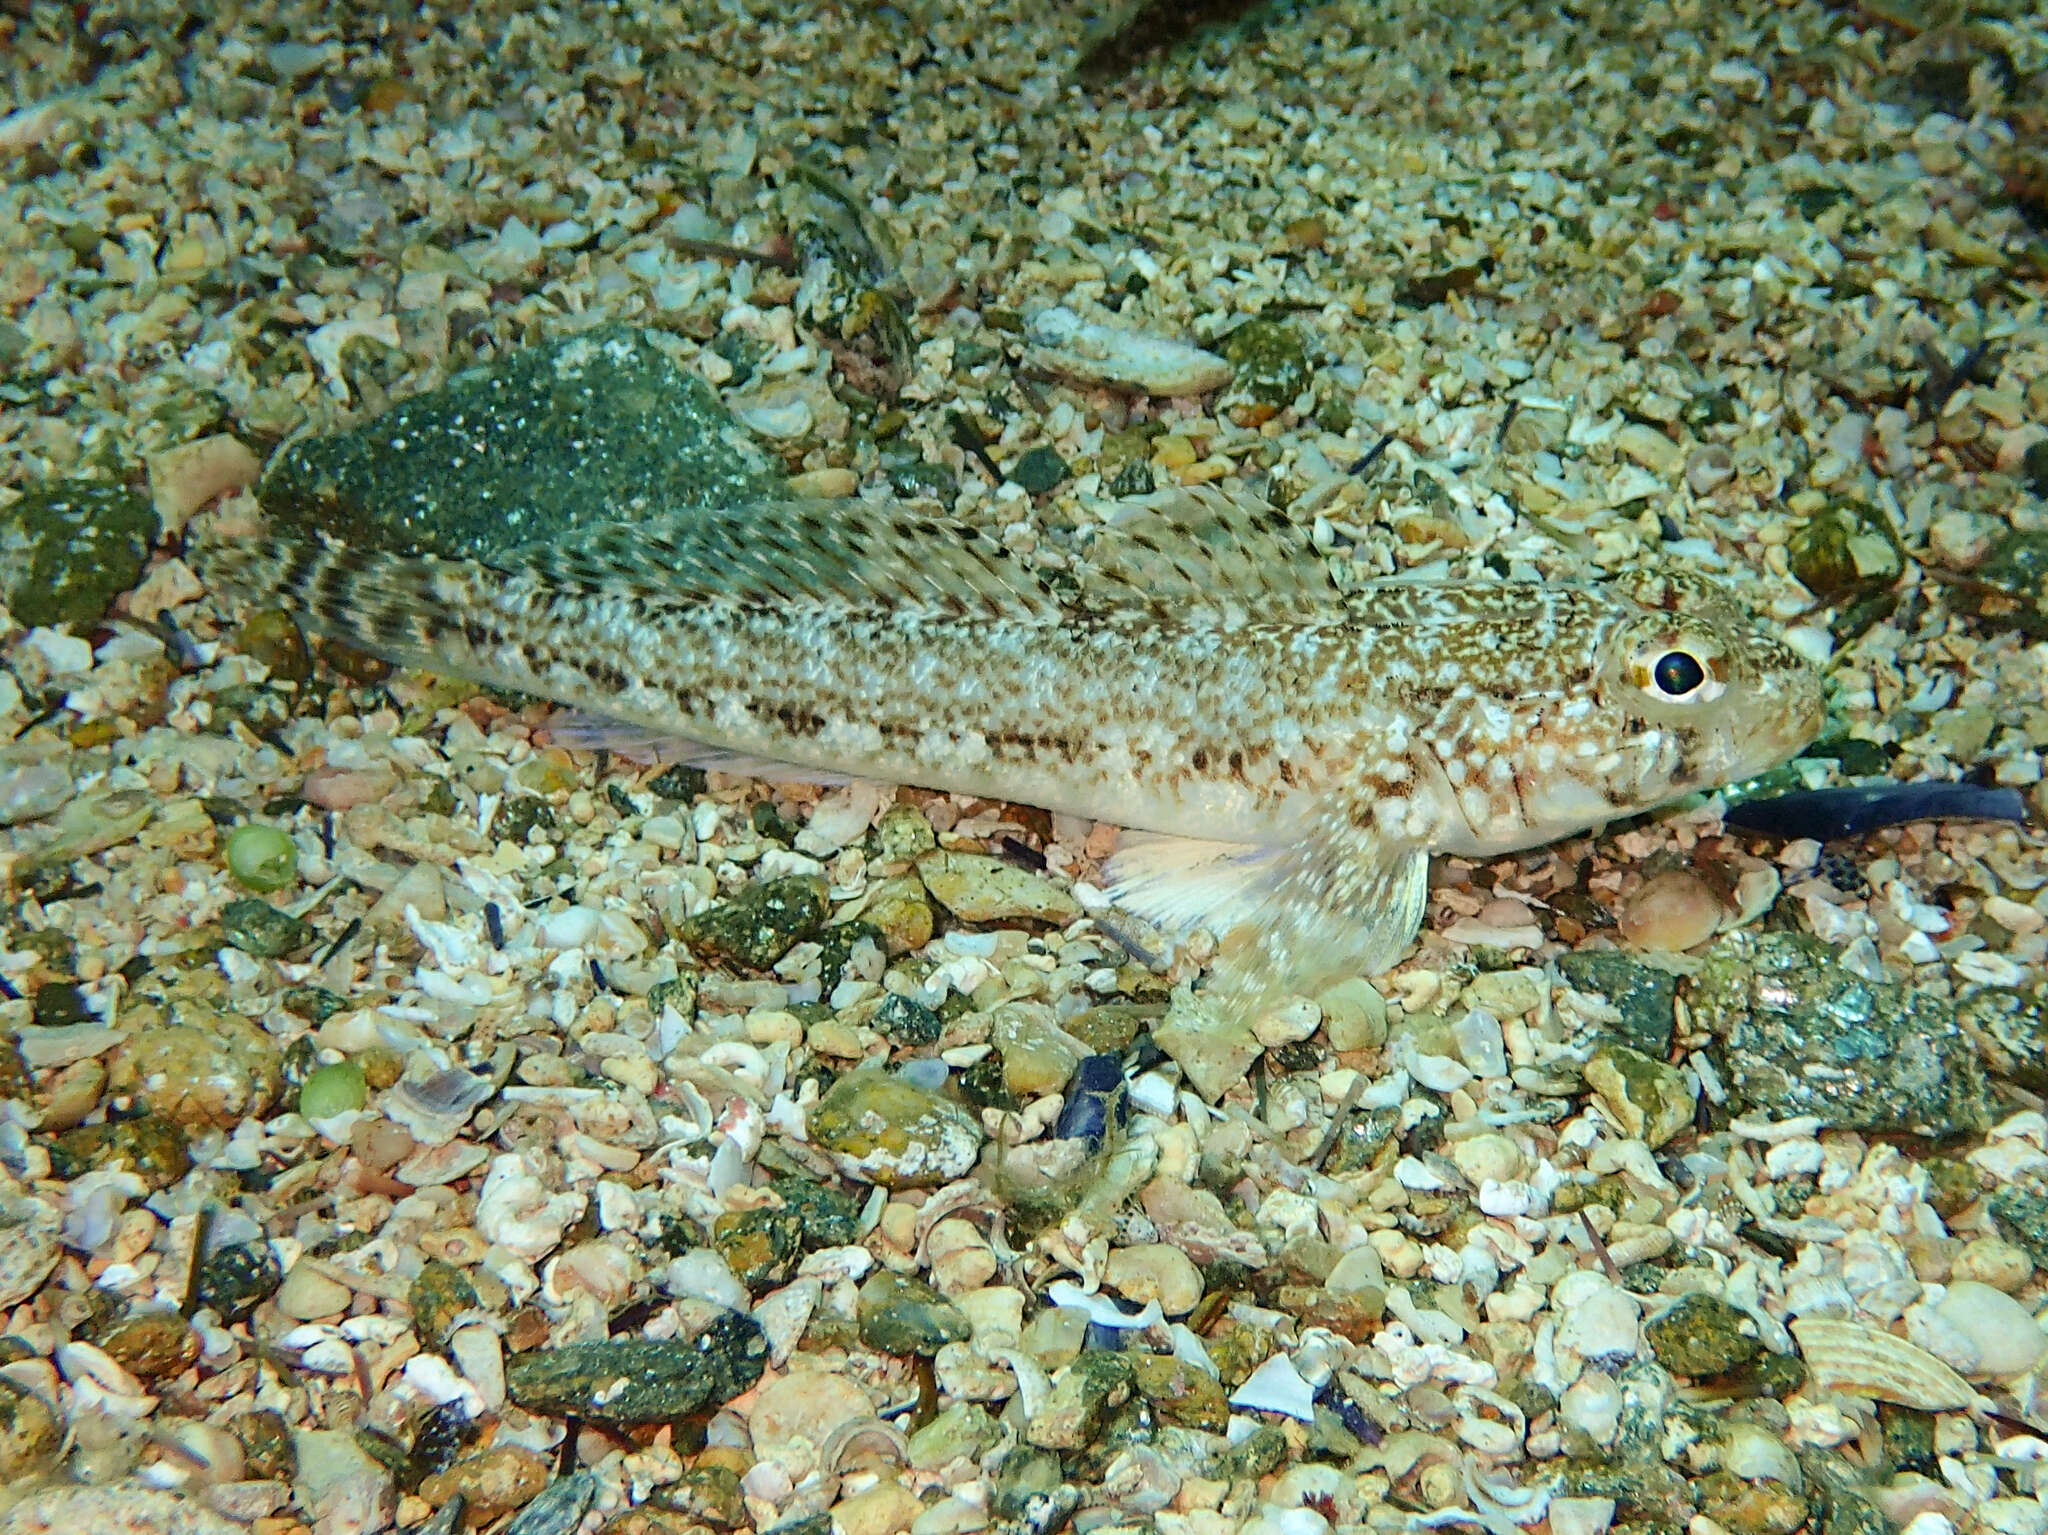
xmin=203 ymin=488 xmax=1824 ymax=1015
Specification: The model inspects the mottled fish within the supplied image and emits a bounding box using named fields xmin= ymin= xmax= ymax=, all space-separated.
xmin=201 ymin=488 xmax=1824 ymax=1019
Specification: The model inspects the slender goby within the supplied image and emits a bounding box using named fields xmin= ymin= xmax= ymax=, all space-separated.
xmin=200 ymin=487 xmax=1824 ymax=1022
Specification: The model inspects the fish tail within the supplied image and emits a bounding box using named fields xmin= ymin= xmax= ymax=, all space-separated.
xmin=197 ymin=534 xmax=505 ymax=681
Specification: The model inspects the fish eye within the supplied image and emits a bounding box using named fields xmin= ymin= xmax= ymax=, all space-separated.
xmin=1651 ymin=649 xmax=1707 ymax=698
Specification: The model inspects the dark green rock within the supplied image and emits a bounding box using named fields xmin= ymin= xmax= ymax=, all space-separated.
xmin=1106 ymin=458 xmax=1156 ymax=497
xmin=710 ymin=1207 xmax=804 ymax=1292
xmin=874 ymin=991 xmax=942 ymax=1045
xmin=647 ymin=764 xmax=709 ymax=802
xmin=0 ymin=1040 xmax=27 ymax=1102
xmin=646 ymin=974 xmax=698 ymax=1023
xmin=229 ymin=1406 xmax=297 ymax=1482
xmin=1805 ymin=1459 xmax=1889 ymax=1535
xmin=1922 ymin=1155 xmax=1985 ymax=1219
xmin=410 ymin=1256 xmax=481 ymax=1352
xmin=653 ymin=1465 xmax=747 ymax=1529
xmin=1947 ymin=529 xmax=2048 ymax=638
xmin=1721 ymin=1348 xmax=1807 ymax=1401
xmin=1130 ymin=1353 xmax=1230 ymax=1431
xmin=1787 ymin=501 xmax=1904 ymax=601
xmin=503 ymin=1471 xmax=598 ymax=1535
xmin=258 ymin=324 xmax=786 ymax=559
xmin=680 ymin=876 xmax=828 ymax=970
xmin=768 ymin=1176 xmax=860 ymax=1249
xmin=236 ymin=609 xmax=314 ymax=684
xmin=220 ymin=897 xmax=314 ymax=959
xmin=1686 ymin=931 xmax=1994 ymax=1135
xmin=1559 ymin=950 xmax=1678 ymax=1055
xmin=1560 ymin=1460 xmax=1696 ymax=1529
xmin=1988 ymin=1186 xmax=2048 ymax=1267
xmin=857 ymin=1271 xmax=970 ymax=1356
xmin=2025 ymin=439 xmax=2048 ymax=497
xmin=497 ymin=796 xmax=558 ymax=845
xmin=814 ymin=919 xmax=883 ymax=996
xmin=991 ymin=1449 xmax=1068 ymax=1520
xmin=1209 ymin=1421 xmax=1288 ymax=1480
xmin=1956 ymin=985 xmax=2048 ymax=1093
xmin=195 ymin=1241 xmax=282 ymax=1324
xmin=282 ymin=985 xmax=348 ymax=1022
xmin=0 ymin=478 xmax=158 ymax=629
xmin=1026 ymin=1351 xmax=1134 ymax=1450
xmin=503 ymin=1315 xmax=767 ymax=1423
xmin=1644 ymin=1293 xmax=1761 ymax=1378
xmin=1222 ymin=317 xmax=1311 ymax=409
xmin=1008 ymin=446 xmax=1069 ymax=494
xmin=1878 ymin=1402 xmax=1937 ymax=1476
xmin=408 ymin=1401 xmax=482 ymax=1484
xmin=30 ymin=980 xmax=90 ymax=1027
xmin=48 ymin=1113 xmax=190 ymax=1189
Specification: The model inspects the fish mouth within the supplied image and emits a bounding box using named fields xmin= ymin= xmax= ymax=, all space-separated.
xmin=1730 ymin=667 xmax=1827 ymax=775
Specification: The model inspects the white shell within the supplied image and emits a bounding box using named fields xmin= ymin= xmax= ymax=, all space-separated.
xmin=1790 ymin=1317 xmax=1976 ymax=1410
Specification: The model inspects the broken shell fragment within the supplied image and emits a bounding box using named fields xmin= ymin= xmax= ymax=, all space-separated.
xmin=1789 ymin=1317 xmax=1976 ymax=1411
xmin=1024 ymin=306 xmax=1233 ymax=396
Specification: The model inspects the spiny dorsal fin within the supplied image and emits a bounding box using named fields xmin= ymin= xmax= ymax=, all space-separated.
xmin=514 ymin=500 xmax=1064 ymax=623
xmin=1076 ymin=484 xmax=1346 ymax=623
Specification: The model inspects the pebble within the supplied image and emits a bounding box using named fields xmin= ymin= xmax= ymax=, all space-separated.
xmin=275 ymin=1262 xmax=353 ymax=1321
xmin=808 ymin=1070 xmax=986 ymax=1188
xmin=1645 ymin=1293 xmax=1762 ymax=1377
xmin=916 ymin=849 xmax=1081 ymax=925
xmin=0 ymin=1377 xmax=61 ymax=1480
xmin=0 ymin=1189 xmax=62 ymax=1308
xmin=1548 ymin=1497 xmax=1619 ymax=1535
xmin=503 ymin=1317 xmax=767 ymax=1422
xmin=748 ymin=1367 xmax=878 ymax=1479
xmin=418 ymin=1446 xmax=550 ymax=1521
xmin=1617 ymin=869 xmax=1724 ymax=951
xmin=1553 ymin=1274 xmax=1641 ymax=1361
xmin=1950 ymin=1235 xmax=2034 ymax=1292
xmin=1317 ymin=978 xmax=1387 ymax=1051
xmin=94 ymin=1310 xmax=200 ymax=1381
xmin=832 ymin=1477 xmax=923 ymax=1535
xmin=105 ymin=1014 xmax=283 ymax=1130
xmin=858 ymin=1271 xmax=972 ymax=1355
xmin=1103 ymin=1243 xmax=1204 ymax=1317
xmin=0 ymin=759 xmax=72 ymax=826
xmin=1023 ymin=306 xmax=1233 ymax=396
xmin=0 ymin=1483 xmax=241 ymax=1535
xmin=1929 ymin=1280 xmax=2047 ymax=1377
xmin=1584 ymin=1043 xmax=1694 ymax=1148
xmin=146 ymin=433 xmax=260 ymax=535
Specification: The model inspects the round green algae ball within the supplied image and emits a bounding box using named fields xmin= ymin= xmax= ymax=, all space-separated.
xmin=225 ymin=823 xmax=298 ymax=893
xmin=299 ymin=1061 xmax=367 ymax=1120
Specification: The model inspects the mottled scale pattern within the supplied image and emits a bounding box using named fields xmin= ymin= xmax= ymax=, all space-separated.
xmin=201 ymin=488 xmax=1824 ymax=1020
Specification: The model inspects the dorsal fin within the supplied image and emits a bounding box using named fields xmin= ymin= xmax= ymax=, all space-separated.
xmin=1076 ymin=485 xmax=1346 ymax=623
xmin=509 ymin=500 xmax=1064 ymax=623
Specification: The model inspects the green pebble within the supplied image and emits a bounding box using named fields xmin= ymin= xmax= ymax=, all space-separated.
xmin=225 ymin=823 xmax=299 ymax=892
xmin=300 ymin=1060 xmax=368 ymax=1119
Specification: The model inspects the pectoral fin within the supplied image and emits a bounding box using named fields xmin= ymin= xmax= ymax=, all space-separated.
xmin=1104 ymin=826 xmax=1430 ymax=1022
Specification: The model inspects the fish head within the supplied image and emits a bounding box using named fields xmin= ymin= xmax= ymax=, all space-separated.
xmin=1581 ymin=593 xmax=1826 ymax=811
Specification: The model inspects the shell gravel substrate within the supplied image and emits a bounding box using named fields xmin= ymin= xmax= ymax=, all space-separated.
xmin=2 ymin=0 xmax=2048 ymax=1532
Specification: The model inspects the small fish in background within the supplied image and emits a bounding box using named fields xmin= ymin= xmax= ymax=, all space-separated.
xmin=199 ymin=487 xmax=1824 ymax=1029
xmin=1723 ymin=781 xmax=2028 ymax=842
